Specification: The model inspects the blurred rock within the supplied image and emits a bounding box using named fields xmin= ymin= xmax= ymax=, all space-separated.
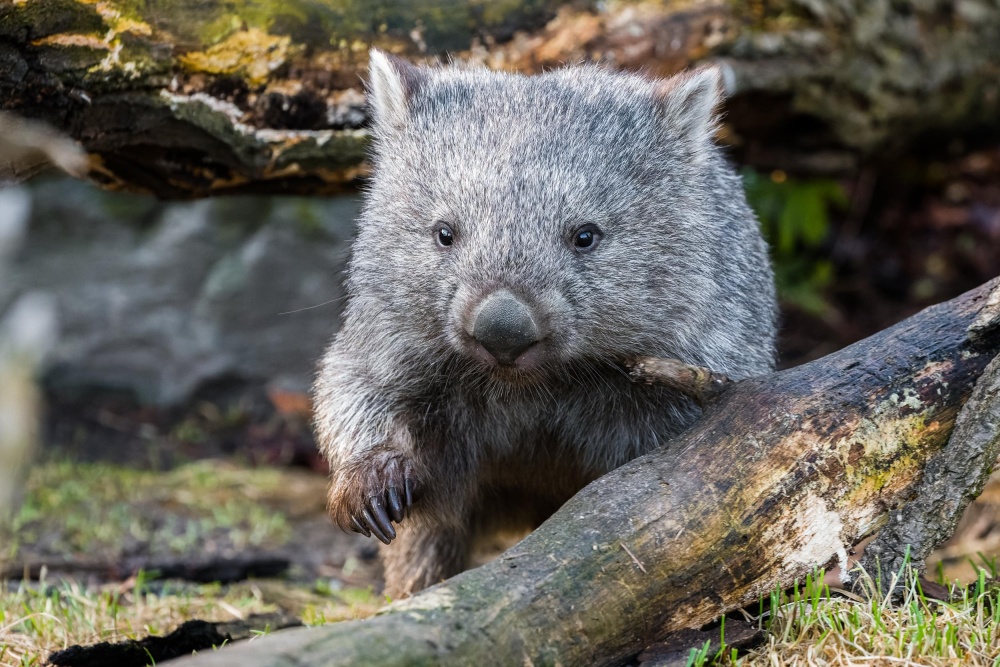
xmin=0 ymin=178 xmax=357 ymax=406
xmin=0 ymin=186 xmax=30 ymax=257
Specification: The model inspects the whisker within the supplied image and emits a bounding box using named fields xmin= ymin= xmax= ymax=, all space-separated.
xmin=278 ymin=297 xmax=346 ymax=315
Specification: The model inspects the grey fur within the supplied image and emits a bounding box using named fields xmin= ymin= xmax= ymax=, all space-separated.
xmin=313 ymin=51 xmax=777 ymax=597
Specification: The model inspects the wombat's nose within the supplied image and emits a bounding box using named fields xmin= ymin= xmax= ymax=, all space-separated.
xmin=472 ymin=291 xmax=541 ymax=365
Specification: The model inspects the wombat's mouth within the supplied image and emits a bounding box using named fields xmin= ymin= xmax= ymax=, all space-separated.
xmin=465 ymin=336 xmax=548 ymax=374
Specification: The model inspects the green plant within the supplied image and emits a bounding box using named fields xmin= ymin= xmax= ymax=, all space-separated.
xmin=742 ymin=168 xmax=847 ymax=314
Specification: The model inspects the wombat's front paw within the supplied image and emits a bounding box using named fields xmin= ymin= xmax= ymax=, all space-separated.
xmin=328 ymin=453 xmax=418 ymax=545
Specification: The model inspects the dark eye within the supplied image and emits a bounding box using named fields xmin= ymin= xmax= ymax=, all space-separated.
xmin=436 ymin=223 xmax=454 ymax=248
xmin=572 ymin=224 xmax=603 ymax=253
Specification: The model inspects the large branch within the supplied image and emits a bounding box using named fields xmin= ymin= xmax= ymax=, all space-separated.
xmin=2 ymin=1 xmax=999 ymax=196
xmin=168 ymin=278 xmax=1000 ymax=666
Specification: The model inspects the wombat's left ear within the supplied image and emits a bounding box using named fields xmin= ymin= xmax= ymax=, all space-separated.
xmin=367 ymin=48 xmax=426 ymax=131
xmin=653 ymin=65 xmax=724 ymax=157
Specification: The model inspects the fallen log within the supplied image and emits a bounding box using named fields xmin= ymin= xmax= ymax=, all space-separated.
xmin=171 ymin=277 xmax=1000 ymax=666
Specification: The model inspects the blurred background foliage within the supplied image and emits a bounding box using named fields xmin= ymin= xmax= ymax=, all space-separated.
xmin=742 ymin=168 xmax=845 ymax=316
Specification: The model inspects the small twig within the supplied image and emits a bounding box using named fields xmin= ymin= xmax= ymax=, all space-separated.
xmin=620 ymin=542 xmax=647 ymax=574
xmin=624 ymin=356 xmax=734 ymax=406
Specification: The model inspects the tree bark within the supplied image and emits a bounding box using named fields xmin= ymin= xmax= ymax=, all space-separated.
xmin=2 ymin=0 xmax=998 ymax=197
xmin=165 ymin=277 xmax=1000 ymax=666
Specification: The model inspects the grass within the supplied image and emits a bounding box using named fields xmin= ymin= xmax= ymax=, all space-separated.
xmin=4 ymin=566 xmax=1000 ymax=667
xmin=694 ymin=565 xmax=1000 ymax=667
xmin=5 ymin=460 xmax=1000 ymax=665
xmin=0 ymin=574 xmax=380 ymax=667
xmin=1 ymin=460 xmax=297 ymax=567
xmin=0 ymin=459 xmax=379 ymax=666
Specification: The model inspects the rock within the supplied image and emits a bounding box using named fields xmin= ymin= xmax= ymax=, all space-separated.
xmin=0 ymin=177 xmax=357 ymax=406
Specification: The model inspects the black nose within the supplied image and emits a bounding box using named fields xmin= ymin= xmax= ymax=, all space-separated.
xmin=472 ymin=291 xmax=541 ymax=365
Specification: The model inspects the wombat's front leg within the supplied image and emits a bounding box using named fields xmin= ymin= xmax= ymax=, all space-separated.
xmin=313 ymin=346 xmax=426 ymax=544
xmin=380 ymin=521 xmax=469 ymax=598
xmin=327 ymin=445 xmax=421 ymax=544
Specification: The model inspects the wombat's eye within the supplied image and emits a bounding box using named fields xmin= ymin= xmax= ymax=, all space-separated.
xmin=572 ymin=224 xmax=603 ymax=253
xmin=435 ymin=223 xmax=454 ymax=248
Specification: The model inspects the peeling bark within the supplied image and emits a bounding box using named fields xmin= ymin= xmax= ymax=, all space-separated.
xmin=2 ymin=0 xmax=999 ymax=196
xmin=166 ymin=278 xmax=1000 ymax=666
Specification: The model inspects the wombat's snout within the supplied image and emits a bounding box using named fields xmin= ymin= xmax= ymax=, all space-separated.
xmin=471 ymin=291 xmax=542 ymax=365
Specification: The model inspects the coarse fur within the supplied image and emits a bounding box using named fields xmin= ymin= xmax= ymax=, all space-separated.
xmin=313 ymin=50 xmax=777 ymax=597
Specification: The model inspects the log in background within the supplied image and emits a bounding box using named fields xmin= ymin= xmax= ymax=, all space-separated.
xmin=2 ymin=0 xmax=999 ymax=196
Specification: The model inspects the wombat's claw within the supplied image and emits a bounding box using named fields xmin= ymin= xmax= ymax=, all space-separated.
xmin=371 ymin=496 xmax=398 ymax=542
xmin=342 ymin=465 xmax=417 ymax=543
xmin=362 ymin=506 xmax=393 ymax=544
xmin=350 ymin=515 xmax=371 ymax=538
xmin=404 ymin=477 xmax=414 ymax=508
xmin=387 ymin=487 xmax=404 ymax=523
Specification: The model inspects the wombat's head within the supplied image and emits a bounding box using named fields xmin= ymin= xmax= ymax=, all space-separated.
xmin=348 ymin=50 xmax=773 ymax=385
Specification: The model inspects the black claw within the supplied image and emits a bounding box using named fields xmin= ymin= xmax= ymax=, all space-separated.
xmin=350 ymin=515 xmax=370 ymax=538
xmin=362 ymin=507 xmax=391 ymax=544
xmin=387 ymin=487 xmax=404 ymax=523
xmin=369 ymin=496 xmax=396 ymax=540
xmin=404 ymin=477 xmax=414 ymax=508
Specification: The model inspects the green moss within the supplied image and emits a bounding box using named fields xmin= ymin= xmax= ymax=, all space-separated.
xmin=71 ymin=0 xmax=570 ymax=56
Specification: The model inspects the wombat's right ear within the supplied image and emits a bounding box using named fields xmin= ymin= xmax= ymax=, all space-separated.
xmin=653 ymin=65 xmax=724 ymax=163
xmin=367 ymin=49 xmax=426 ymax=131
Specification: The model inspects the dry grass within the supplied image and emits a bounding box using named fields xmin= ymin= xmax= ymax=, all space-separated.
xmin=0 ymin=459 xmax=378 ymax=666
xmin=0 ymin=573 xmax=380 ymax=667
xmin=5 ymin=566 xmax=999 ymax=667
xmin=1 ymin=575 xmax=269 ymax=667
xmin=5 ymin=463 xmax=1000 ymax=665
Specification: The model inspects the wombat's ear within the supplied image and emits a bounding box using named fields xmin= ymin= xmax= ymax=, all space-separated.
xmin=653 ymin=65 xmax=724 ymax=158
xmin=367 ymin=48 xmax=426 ymax=131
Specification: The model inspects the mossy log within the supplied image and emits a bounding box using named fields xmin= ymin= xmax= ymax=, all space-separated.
xmin=168 ymin=279 xmax=1000 ymax=666
xmin=2 ymin=0 xmax=999 ymax=196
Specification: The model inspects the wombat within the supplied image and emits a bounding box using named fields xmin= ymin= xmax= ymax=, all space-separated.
xmin=314 ymin=49 xmax=777 ymax=597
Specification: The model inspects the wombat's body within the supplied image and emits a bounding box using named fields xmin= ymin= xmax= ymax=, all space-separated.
xmin=314 ymin=51 xmax=777 ymax=597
